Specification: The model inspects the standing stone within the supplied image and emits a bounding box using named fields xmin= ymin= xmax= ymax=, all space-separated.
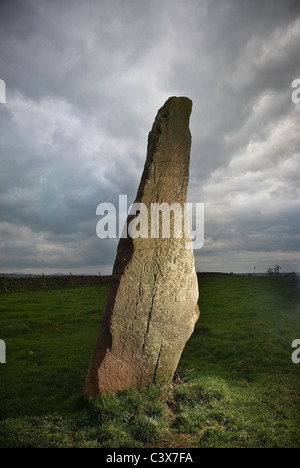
xmin=84 ymin=97 xmax=199 ymax=397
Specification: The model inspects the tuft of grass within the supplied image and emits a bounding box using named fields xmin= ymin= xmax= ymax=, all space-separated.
xmin=169 ymin=377 xmax=230 ymax=435
xmin=86 ymin=385 xmax=169 ymax=446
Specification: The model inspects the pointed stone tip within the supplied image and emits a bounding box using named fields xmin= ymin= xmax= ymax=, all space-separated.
xmin=158 ymin=96 xmax=192 ymax=119
xmin=166 ymin=95 xmax=192 ymax=105
xmin=168 ymin=95 xmax=192 ymax=103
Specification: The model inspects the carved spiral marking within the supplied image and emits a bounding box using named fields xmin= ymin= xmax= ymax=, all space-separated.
xmin=144 ymin=260 xmax=159 ymax=277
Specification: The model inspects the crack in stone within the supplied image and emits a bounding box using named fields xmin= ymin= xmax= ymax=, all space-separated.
xmin=153 ymin=343 xmax=163 ymax=384
xmin=142 ymin=273 xmax=157 ymax=352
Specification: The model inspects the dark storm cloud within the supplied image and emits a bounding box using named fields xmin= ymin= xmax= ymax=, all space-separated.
xmin=0 ymin=0 xmax=299 ymax=273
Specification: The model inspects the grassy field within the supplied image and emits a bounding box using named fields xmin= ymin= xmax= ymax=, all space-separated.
xmin=0 ymin=274 xmax=299 ymax=448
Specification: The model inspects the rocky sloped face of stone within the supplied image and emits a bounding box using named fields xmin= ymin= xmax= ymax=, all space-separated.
xmin=84 ymin=97 xmax=199 ymax=397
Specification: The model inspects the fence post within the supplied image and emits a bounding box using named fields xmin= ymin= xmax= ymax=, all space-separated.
xmin=42 ymin=273 xmax=47 ymax=289
xmin=2 ymin=274 xmax=8 ymax=292
xmin=0 ymin=339 xmax=6 ymax=363
xmin=70 ymin=272 xmax=74 ymax=287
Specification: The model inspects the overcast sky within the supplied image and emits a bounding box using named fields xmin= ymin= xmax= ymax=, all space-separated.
xmin=0 ymin=0 xmax=299 ymax=274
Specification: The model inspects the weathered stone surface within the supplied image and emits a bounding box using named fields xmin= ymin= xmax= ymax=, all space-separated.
xmin=84 ymin=97 xmax=199 ymax=397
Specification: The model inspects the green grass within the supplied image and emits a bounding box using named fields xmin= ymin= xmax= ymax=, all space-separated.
xmin=0 ymin=287 xmax=109 ymax=420
xmin=0 ymin=275 xmax=299 ymax=448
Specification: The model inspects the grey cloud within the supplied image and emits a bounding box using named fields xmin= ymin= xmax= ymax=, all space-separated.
xmin=0 ymin=0 xmax=299 ymax=274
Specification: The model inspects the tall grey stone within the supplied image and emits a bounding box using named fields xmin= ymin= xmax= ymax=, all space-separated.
xmin=85 ymin=96 xmax=199 ymax=397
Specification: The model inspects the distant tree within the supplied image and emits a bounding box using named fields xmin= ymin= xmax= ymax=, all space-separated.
xmin=274 ymin=265 xmax=282 ymax=276
xmin=267 ymin=268 xmax=274 ymax=276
